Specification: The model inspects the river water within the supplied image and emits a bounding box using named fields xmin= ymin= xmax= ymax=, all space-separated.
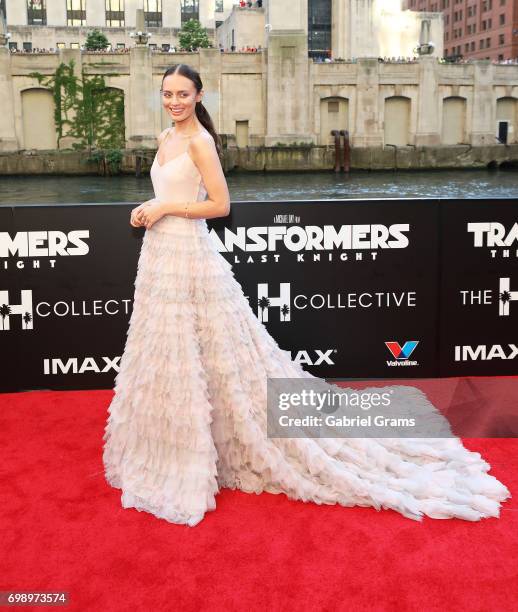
xmin=1 ymin=168 xmax=517 ymax=205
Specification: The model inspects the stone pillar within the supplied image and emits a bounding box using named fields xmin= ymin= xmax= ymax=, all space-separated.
xmin=471 ymin=60 xmax=495 ymax=147
xmin=0 ymin=47 xmax=17 ymax=151
xmin=198 ymin=48 xmax=221 ymax=132
xmin=415 ymin=56 xmax=440 ymax=146
xmin=125 ymin=0 xmax=140 ymax=28
xmin=162 ymin=0 xmax=180 ymax=29
xmin=353 ymin=57 xmax=383 ymax=147
xmin=332 ymin=0 xmax=348 ymax=59
xmin=199 ymin=0 xmax=216 ymax=30
xmin=127 ymin=46 xmax=156 ymax=149
xmin=265 ymin=0 xmax=311 ymax=145
xmin=86 ymin=0 xmax=104 ymax=28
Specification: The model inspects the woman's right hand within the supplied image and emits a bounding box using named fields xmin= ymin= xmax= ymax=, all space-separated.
xmin=130 ymin=203 xmax=148 ymax=227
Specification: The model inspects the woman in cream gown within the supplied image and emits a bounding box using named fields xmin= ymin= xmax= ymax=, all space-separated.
xmin=102 ymin=64 xmax=511 ymax=527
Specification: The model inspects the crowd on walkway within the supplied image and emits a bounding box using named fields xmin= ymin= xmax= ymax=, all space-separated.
xmin=314 ymin=54 xmax=518 ymax=65
xmin=7 ymin=46 xmax=518 ymax=65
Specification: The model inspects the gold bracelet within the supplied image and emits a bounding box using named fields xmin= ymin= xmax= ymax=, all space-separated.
xmin=184 ymin=201 xmax=189 ymax=218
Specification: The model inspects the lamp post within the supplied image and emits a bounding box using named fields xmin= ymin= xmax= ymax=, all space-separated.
xmin=129 ymin=8 xmax=151 ymax=47
xmin=0 ymin=9 xmax=11 ymax=48
xmin=414 ymin=19 xmax=435 ymax=56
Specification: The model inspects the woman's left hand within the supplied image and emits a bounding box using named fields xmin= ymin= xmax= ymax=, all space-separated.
xmin=137 ymin=200 xmax=166 ymax=229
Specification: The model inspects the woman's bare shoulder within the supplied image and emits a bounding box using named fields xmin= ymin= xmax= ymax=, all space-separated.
xmin=157 ymin=127 xmax=171 ymax=146
xmin=190 ymin=128 xmax=217 ymax=156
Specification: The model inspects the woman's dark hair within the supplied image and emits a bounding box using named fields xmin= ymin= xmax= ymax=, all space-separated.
xmin=162 ymin=64 xmax=223 ymax=159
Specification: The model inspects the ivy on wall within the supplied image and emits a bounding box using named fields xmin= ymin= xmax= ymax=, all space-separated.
xmin=28 ymin=59 xmax=125 ymax=173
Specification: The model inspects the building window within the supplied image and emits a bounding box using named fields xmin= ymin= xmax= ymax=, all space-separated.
xmin=181 ymin=0 xmax=199 ymax=24
xmin=479 ymin=39 xmax=484 ymax=48
xmin=498 ymin=53 xmax=503 ymax=60
xmin=470 ymin=41 xmax=475 ymax=50
xmin=499 ymin=33 xmax=504 ymax=44
xmin=499 ymin=0 xmax=505 ymax=5
xmin=57 ymin=42 xmax=66 ymax=48
xmin=67 ymin=0 xmax=86 ymax=26
xmin=486 ymin=36 xmax=491 ymax=47
xmin=488 ymin=17 xmax=492 ymax=27
xmin=27 ymin=0 xmax=47 ymax=25
xmin=106 ymin=0 xmax=124 ymax=27
xmin=70 ymin=42 xmax=80 ymax=48
xmin=308 ymin=0 xmax=332 ymax=60
xmin=9 ymin=41 xmax=18 ymax=50
xmin=499 ymin=13 xmax=505 ymax=25
xmin=145 ymin=0 xmax=162 ymax=27
xmin=215 ymin=0 xmax=223 ymax=11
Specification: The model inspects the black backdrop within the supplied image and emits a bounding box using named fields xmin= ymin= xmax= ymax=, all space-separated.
xmin=1 ymin=198 xmax=517 ymax=392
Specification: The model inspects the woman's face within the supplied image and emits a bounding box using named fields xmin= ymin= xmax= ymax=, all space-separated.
xmin=161 ymin=73 xmax=202 ymax=124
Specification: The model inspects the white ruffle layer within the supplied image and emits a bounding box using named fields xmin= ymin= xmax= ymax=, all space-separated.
xmin=102 ymin=215 xmax=511 ymax=526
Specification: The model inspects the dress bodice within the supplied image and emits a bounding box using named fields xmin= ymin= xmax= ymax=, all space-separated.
xmin=150 ymin=148 xmax=207 ymax=204
xmin=148 ymin=128 xmax=208 ymax=234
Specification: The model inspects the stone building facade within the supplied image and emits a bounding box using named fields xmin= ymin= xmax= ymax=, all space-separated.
xmin=0 ymin=0 xmax=517 ymax=170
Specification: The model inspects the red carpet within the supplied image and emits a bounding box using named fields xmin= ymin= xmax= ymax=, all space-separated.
xmin=1 ymin=380 xmax=516 ymax=611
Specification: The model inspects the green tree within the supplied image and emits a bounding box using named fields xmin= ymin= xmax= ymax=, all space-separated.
xmin=178 ymin=19 xmax=211 ymax=52
xmin=85 ymin=28 xmax=110 ymax=51
xmin=29 ymin=60 xmax=125 ymax=151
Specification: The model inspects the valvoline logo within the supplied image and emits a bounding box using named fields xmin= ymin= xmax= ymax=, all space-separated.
xmin=385 ymin=341 xmax=419 ymax=359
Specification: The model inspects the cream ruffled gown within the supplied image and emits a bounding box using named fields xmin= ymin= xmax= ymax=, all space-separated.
xmin=102 ymin=129 xmax=511 ymax=526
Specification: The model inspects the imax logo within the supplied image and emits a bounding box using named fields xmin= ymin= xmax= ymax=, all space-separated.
xmin=292 ymin=349 xmax=336 ymax=366
xmin=0 ymin=289 xmax=33 ymax=330
xmin=43 ymin=356 xmax=121 ymax=375
xmin=455 ymin=344 xmax=518 ymax=361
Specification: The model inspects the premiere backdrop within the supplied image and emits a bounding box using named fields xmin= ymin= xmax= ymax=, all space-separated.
xmin=1 ymin=198 xmax=517 ymax=392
